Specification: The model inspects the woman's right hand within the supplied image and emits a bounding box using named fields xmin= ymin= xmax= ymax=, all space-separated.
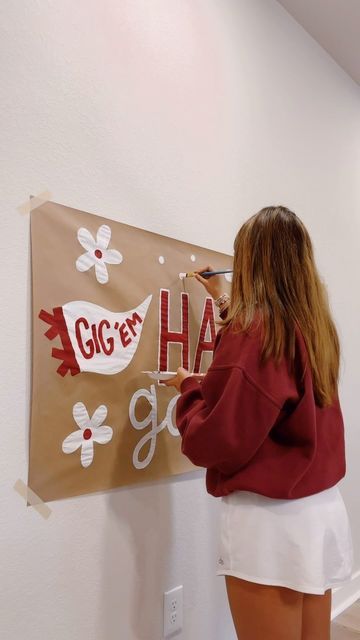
xmin=193 ymin=264 xmax=224 ymax=300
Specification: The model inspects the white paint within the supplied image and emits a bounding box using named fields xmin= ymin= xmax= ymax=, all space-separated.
xmin=190 ymin=254 xmax=196 ymax=262
xmin=158 ymin=255 xmax=165 ymax=264
xmin=62 ymin=402 xmax=113 ymax=468
xmin=61 ymin=296 xmax=152 ymax=374
xmin=129 ymin=384 xmax=180 ymax=469
xmin=76 ymin=224 xmax=123 ymax=285
xmin=1 ymin=1 xmax=359 ymax=638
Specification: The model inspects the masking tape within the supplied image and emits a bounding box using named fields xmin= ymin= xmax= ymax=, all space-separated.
xmin=13 ymin=479 xmax=52 ymax=519
xmin=17 ymin=190 xmax=52 ymax=215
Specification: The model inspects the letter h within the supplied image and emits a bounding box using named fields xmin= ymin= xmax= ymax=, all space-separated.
xmin=158 ymin=289 xmax=189 ymax=372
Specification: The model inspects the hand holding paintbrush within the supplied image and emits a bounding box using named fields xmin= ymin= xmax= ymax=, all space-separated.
xmin=189 ymin=264 xmax=227 ymax=301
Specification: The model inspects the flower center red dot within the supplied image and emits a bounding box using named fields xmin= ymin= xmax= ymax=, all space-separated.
xmin=94 ymin=249 xmax=103 ymax=259
xmin=83 ymin=428 xmax=92 ymax=440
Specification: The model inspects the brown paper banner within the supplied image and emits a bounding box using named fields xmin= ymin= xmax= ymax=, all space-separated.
xmin=28 ymin=200 xmax=232 ymax=502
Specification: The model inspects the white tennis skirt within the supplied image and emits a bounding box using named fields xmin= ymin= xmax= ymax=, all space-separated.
xmin=216 ymin=483 xmax=354 ymax=595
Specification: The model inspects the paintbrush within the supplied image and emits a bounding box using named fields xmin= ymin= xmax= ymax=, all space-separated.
xmin=179 ymin=269 xmax=233 ymax=280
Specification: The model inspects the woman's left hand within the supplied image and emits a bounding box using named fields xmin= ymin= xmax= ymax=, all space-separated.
xmin=162 ymin=367 xmax=192 ymax=392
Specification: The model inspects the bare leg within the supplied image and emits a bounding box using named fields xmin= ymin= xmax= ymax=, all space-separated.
xmin=225 ymin=575 xmax=303 ymax=640
xmin=301 ymin=589 xmax=332 ymax=640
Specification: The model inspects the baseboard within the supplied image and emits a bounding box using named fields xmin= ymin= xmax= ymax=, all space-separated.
xmin=331 ymin=568 xmax=360 ymax=620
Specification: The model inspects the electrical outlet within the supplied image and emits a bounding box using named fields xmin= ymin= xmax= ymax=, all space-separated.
xmin=163 ymin=585 xmax=183 ymax=637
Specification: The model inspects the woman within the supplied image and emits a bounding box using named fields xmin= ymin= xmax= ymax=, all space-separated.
xmin=164 ymin=205 xmax=354 ymax=640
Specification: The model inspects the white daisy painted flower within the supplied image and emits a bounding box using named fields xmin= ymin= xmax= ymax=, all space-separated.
xmin=62 ymin=402 xmax=113 ymax=468
xmin=76 ymin=224 xmax=123 ymax=284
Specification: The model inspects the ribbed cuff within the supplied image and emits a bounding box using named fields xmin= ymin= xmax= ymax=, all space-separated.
xmin=179 ymin=376 xmax=201 ymax=393
xmin=219 ymin=304 xmax=229 ymax=320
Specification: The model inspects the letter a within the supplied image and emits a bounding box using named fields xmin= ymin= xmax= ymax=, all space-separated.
xmin=193 ymin=297 xmax=216 ymax=373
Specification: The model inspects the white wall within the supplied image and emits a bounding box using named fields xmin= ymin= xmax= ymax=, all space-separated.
xmin=1 ymin=1 xmax=359 ymax=638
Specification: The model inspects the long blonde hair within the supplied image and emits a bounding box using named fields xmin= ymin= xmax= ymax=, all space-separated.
xmin=218 ymin=205 xmax=341 ymax=408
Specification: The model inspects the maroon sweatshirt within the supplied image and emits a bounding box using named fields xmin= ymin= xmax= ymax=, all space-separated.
xmin=175 ymin=308 xmax=346 ymax=499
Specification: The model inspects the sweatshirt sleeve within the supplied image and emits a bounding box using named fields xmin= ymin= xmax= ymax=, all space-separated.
xmin=175 ymin=366 xmax=282 ymax=474
xmin=219 ymin=303 xmax=229 ymax=320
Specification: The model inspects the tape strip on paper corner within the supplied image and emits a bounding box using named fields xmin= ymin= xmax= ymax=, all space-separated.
xmin=14 ymin=479 xmax=52 ymax=519
xmin=17 ymin=190 xmax=52 ymax=215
